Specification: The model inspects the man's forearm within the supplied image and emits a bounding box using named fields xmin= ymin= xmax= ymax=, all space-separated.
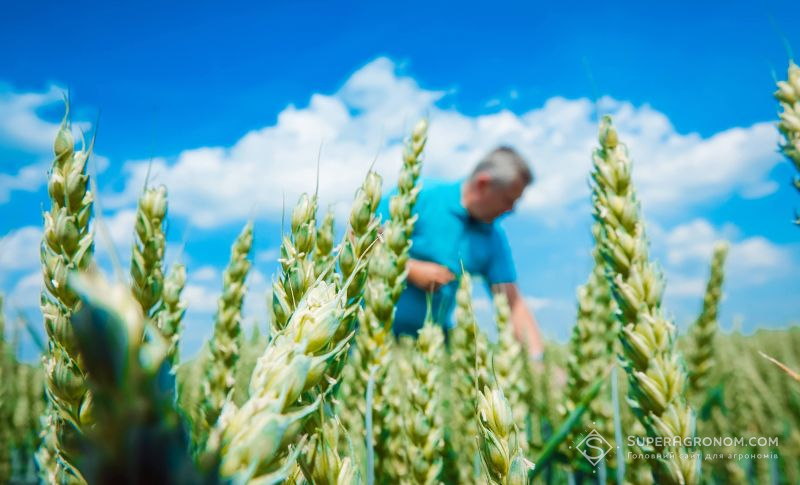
xmin=406 ymin=258 xmax=456 ymax=292
xmin=510 ymin=298 xmax=544 ymax=358
xmin=499 ymin=283 xmax=544 ymax=358
xmin=406 ymin=258 xmax=424 ymax=290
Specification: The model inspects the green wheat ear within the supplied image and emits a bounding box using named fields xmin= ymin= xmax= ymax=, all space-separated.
xmin=775 ymin=61 xmax=800 ymax=224
xmin=404 ymin=300 xmax=446 ymax=484
xmin=38 ymin=101 xmax=95 ymax=485
xmin=686 ymin=242 xmax=728 ymax=400
xmin=477 ymin=379 xmax=535 ymax=485
xmin=272 ymin=193 xmax=317 ymax=333
xmin=130 ymin=185 xmax=168 ymax=318
xmin=197 ymin=222 xmax=253 ymax=448
xmin=591 ymin=115 xmax=698 ymax=485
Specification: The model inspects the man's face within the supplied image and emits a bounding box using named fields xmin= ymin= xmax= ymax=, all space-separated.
xmin=472 ymin=175 xmax=527 ymax=222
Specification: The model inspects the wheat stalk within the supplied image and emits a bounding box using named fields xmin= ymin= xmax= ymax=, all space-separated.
xmin=313 ymin=207 xmax=336 ymax=282
xmin=686 ymin=242 xmax=728 ymax=399
xmin=758 ymin=351 xmax=800 ymax=383
xmin=347 ymin=120 xmax=427 ymax=459
xmin=404 ymin=309 xmax=446 ymax=484
xmin=208 ymin=279 xmax=352 ymax=483
xmin=346 ymin=119 xmax=426 ymax=477
xmin=13 ymin=362 xmax=45 ymax=480
xmin=130 ymin=185 xmax=167 ymax=317
xmin=562 ymin=251 xmax=617 ymax=472
xmin=272 ymin=193 xmax=318 ymax=333
xmin=0 ymin=295 xmax=12 ymax=484
xmin=592 ymin=115 xmax=697 ymax=485
xmin=492 ymin=291 xmax=531 ymax=452
xmin=379 ymin=337 xmax=414 ymax=482
xmin=337 ymin=124 xmax=425 ymax=471
xmin=297 ymin=413 xmax=361 ymax=485
xmin=335 ymin=170 xmax=383 ymax=445
xmin=477 ymin=382 xmax=535 ymax=485
xmin=775 ymin=60 xmax=800 ymax=224
xmin=338 ymin=171 xmax=382 ymax=337
xmin=198 ymin=222 xmax=254 ymax=445
xmin=155 ymin=263 xmax=187 ymax=366
xmin=38 ymin=102 xmax=95 ymax=484
xmin=446 ymin=272 xmax=487 ymax=484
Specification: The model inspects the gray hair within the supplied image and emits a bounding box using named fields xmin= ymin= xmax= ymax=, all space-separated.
xmin=470 ymin=146 xmax=533 ymax=187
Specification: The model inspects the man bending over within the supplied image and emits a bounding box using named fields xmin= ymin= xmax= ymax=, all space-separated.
xmin=378 ymin=146 xmax=544 ymax=358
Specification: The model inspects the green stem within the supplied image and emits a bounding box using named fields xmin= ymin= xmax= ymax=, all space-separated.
xmin=531 ymin=370 xmax=609 ymax=480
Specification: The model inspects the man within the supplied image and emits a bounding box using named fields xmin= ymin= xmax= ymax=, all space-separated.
xmin=378 ymin=146 xmax=544 ymax=358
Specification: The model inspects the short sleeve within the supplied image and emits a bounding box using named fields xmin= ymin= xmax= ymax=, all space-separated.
xmin=485 ymin=225 xmax=516 ymax=284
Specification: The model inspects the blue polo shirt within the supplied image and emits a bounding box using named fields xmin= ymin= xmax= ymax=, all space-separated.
xmin=376 ymin=178 xmax=517 ymax=335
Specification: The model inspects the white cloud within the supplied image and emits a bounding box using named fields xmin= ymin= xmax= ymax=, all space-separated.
xmin=0 ymin=84 xmax=63 ymax=152
xmin=9 ymin=271 xmax=42 ymax=311
xmin=104 ymin=58 xmax=781 ymax=230
xmin=740 ymin=180 xmax=779 ymax=199
xmin=664 ymin=219 xmax=728 ymax=265
xmin=256 ymin=247 xmax=280 ymax=265
xmin=661 ymin=218 xmax=794 ymax=297
xmin=0 ymin=162 xmax=49 ymax=204
xmin=728 ymin=238 xmax=789 ymax=283
xmin=183 ymin=284 xmax=219 ymax=313
xmin=0 ymin=84 xmax=99 ymax=204
xmin=515 ymin=97 xmax=782 ymax=222
xmin=0 ymin=226 xmax=42 ymax=272
xmin=105 ymin=58 xmax=441 ymax=228
xmin=665 ymin=275 xmax=707 ymax=298
xmin=524 ymin=296 xmax=553 ymax=312
xmin=191 ymin=265 xmax=219 ymax=283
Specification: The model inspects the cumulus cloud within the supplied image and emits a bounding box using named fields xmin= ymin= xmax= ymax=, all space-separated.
xmin=105 ymin=58 xmax=441 ymax=228
xmin=183 ymin=283 xmax=219 ymax=314
xmin=0 ymin=163 xmax=49 ymax=204
xmin=524 ymin=296 xmax=553 ymax=312
xmin=0 ymin=226 xmax=42 ymax=272
xmin=0 ymin=84 xmax=99 ymax=204
xmin=191 ymin=265 xmax=219 ymax=284
xmin=9 ymin=271 xmax=42 ymax=311
xmin=256 ymin=247 xmax=280 ymax=265
xmin=660 ymin=218 xmax=794 ymax=299
xmin=0 ymin=84 xmax=63 ymax=153
xmin=106 ymin=57 xmax=781 ymax=229
xmin=664 ymin=274 xmax=707 ymax=298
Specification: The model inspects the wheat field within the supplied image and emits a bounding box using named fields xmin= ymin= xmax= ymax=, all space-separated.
xmin=0 ymin=61 xmax=799 ymax=485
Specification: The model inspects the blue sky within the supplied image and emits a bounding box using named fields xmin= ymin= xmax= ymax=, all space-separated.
xmin=2 ymin=0 xmax=799 ymax=359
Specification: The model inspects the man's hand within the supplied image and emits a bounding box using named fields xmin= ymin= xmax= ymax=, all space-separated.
xmin=407 ymin=259 xmax=456 ymax=292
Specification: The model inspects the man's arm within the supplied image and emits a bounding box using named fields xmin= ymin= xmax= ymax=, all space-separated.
xmin=494 ymin=282 xmax=544 ymax=358
xmin=406 ymin=258 xmax=456 ymax=292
